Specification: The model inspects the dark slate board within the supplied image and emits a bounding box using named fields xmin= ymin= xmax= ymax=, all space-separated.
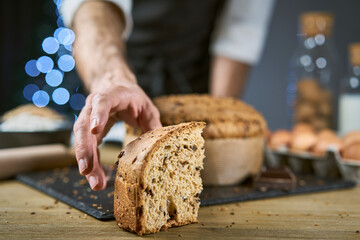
xmin=17 ymin=166 xmax=355 ymax=220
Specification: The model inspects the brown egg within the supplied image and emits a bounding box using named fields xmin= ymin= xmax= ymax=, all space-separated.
xmin=268 ymin=129 xmax=291 ymax=149
xmin=312 ymin=137 xmax=342 ymax=156
xmin=290 ymin=131 xmax=318 ymax=152
xmin=342 ymin=130 xmax=360 ymax=149
xmin=341 ymin=142 xmax=360 ymax=161
xmin=292 ymin=123 xmax=314 ymax=136
xmin=317 ymin=129 xmax=337 ymax=140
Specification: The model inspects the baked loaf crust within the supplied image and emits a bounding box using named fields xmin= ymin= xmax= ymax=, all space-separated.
xmin=153 ymin=94 xmax=267 ymax=139
xmin=1 ymin=104 xmax=64 ymax=121
xmin=115 ymin=122 xmax=205 ymax=235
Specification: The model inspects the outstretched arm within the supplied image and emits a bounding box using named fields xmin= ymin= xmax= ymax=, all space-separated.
xmin=72 ymin=1 xmax=161 ymax=190
xmin=209 ymin=0 xmax=274 ymax=98
xmin=209 ymin=56 xmax=250 ymax=98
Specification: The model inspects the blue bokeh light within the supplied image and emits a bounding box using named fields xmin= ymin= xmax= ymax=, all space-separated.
xmin=70 ymin=93 xmax=86 ymax=110
xmin=64 ymin=44 xmax=72 ymax=51
xmin=57 ymin=45 xmax=69 ymax=57
xmin=36 ymin=56 xmax=54 ymax=73
xmin=53 ymin=0 xmax=63 ymax=9
xmin=58 ymin=28 xmax=75 ymax=45
xmin=55 ymin=7 xmax=60 ymax=17
xmin=73 ymin=114 xmax=78 ymax=122
xmin=25 ymin=60 xmax=40 ymax=77
xmin=42 ymin=37 xmax=59 ymax=54
xmin=58 ymin=54 xmax=75 ymax=72
xmin=54 ymin=27 xmax=64 ymax=40
xmin=32 ymin=90 xmax=50 ymax=107
xmin=57 ymin=16 xmax=64 ymax=28
xmin=23 ymin=84 xmax=39 ymax=101
xmin=45 ymin=69 xmax=63 ymax=87
xmin=52 ymin=87 xmax=70 ymax=105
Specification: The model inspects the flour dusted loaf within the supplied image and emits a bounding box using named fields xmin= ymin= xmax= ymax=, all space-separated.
xmin=153 ymin=94 xmax=267 ymax=186
xmin=1 ymin=104 xmax=67 ymax=132
xmin=115 ymin=122 xmax=206 ymax=235
xmin=153 ymin=94 xmax=266 ymax=139
xmin=1 ymin=104 xmax=64 ymax=121
xmin=125 ymin=95 xmax=267 ymax=186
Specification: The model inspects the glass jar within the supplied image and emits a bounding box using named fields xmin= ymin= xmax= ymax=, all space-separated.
xmin=338 ymin=43 xmax=360 ymax=135
xmin=286 ymin=12 xmax=338 ymax=130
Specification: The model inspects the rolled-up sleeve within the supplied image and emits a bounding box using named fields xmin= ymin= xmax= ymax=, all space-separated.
xmin=60 ymin=0 xmax=133 ymax=39
xmin=211 ymin=0 xmax=275 ymax=65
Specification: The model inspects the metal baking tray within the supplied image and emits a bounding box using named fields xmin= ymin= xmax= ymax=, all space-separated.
xmin=333 ymin=151 xmax=360 ymax=185
xmin=0 ymin=120 xmax=73 ymax=149
xmin=265 ymin=146 xmax=360 ymax=184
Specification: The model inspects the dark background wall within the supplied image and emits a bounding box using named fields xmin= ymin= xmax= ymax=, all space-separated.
xmin=0 ymin=0 xmax=51 ymax=112
xmin=1 ymin=0 xmax=360 ymax=130
xmin=244 ymin=0 xmax=360 ymax=130
xmin=0 ymin=0 xmax=83 ymax=116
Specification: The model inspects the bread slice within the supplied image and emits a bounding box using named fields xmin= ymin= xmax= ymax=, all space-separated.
xmin=114 ymin=122 xmax=206 ymax=235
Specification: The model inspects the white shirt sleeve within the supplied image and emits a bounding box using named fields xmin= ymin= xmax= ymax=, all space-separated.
xmin=60 ymin=0 xmax=133 ymax=39
xmin=211 ymin=0 xmax=275 ymax=65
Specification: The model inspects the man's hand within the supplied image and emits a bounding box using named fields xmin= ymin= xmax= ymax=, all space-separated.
xmin=74 ymin=81 xmax=161 ymax=190
xmin=71 ymin=1 xmax=162 ymax=190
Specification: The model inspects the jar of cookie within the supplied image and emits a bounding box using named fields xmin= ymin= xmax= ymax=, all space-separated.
xmin=287 ymin=12 xmax=338 ymax=131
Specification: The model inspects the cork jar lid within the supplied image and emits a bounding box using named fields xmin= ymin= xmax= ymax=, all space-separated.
xmin=349 ymin=43 xmax=360 ymax=66
xmin=300 ymin=12 xmax=334 ymax=37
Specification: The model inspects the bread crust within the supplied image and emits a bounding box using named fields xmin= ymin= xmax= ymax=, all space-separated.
xmin=114 ymin=122 xmax=205 ymax=235
xmin=153 ymin=94 xmax=267 ymax=139
xmin=1 ymin=104 xmax=64 ymax=121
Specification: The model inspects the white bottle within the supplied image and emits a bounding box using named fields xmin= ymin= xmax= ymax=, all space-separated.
xmin=338 ymin=43 xmax=360 ymax=135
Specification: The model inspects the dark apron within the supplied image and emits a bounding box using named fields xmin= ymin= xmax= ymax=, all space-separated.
xmin=126 ymin=0 xmax=225 ymax=98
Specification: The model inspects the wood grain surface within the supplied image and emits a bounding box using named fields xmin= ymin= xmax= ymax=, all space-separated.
xmin=0 ymin=145 xmax=359 ymax=239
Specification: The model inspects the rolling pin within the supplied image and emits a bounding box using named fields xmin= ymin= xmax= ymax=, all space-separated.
xmin=0 ymin=144 xmax=76 ymax=179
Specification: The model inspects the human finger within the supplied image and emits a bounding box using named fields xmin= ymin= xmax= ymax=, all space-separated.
xmin=86 ymin=138 xmax=107 ymax=190
xmin=73 ymin=98 xmax=94 ymax=175
xmin=138 ymin=101 xmax=162 ymax=132
xmin=89 ymin=92 xmax=112 ymax=135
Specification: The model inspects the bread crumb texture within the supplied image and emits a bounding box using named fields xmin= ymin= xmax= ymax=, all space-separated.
xmin=153 ymin=94 xmax=267 ymax=139
xmin=114 ymin=122 xmax=206 ymax=235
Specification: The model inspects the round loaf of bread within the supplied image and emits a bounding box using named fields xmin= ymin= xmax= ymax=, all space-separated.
xmin=1 ymin=104 xmax=64 ymax=121
xmin=153 ymin=94 xmax=267 ymax=139
xmin=151 ymin=94 xmax=267 ymax=186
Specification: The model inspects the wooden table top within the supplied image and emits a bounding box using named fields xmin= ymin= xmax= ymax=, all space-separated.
xmin=0 ymin=145 xmax=359 ymax=239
